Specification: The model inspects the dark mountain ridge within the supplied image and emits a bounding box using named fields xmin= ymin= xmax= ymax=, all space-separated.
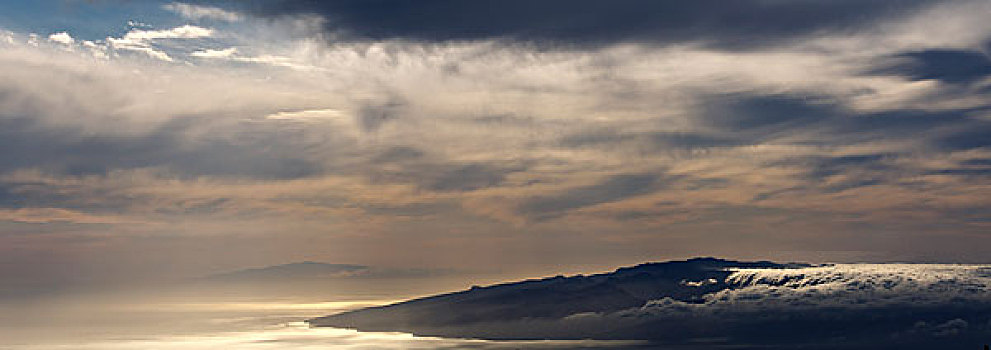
xmin=306 ymin=258 xmax=991 ymax=349
xmin=308 ymin=258 xmax=991 ymax=350
xmin=308 ymin=257 xmax=809 ymax=333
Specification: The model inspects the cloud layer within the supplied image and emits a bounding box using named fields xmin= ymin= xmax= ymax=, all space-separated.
xmin=221 ymin=0 xmax=931 ymax=47
xmin=0 ymin=0 xmax=990 ymax=285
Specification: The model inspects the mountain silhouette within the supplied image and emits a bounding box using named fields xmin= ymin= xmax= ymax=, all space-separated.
xmin=207 ymin=262 xmax=370 ymax=282
xmin=308 ymin=257 xmax=991 ymax=349
xmin=309 ymin=258 xmax=804 ymax=333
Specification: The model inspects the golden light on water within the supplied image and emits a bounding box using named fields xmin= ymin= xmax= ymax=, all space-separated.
xmin=112 ymin=300 xmax=397 ymax=312
xmin=10 ymin=321 xmax=643 ymax=350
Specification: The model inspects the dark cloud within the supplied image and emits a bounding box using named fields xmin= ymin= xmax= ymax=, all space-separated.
xmin=833 ymin=108 xmax=969 ymax=135
xmin=822 ymin=107 xmax=991 ymax=155
xmin=0 ymin=115 xmax=322 ymax=180
xmin=933 ymin=122 xmax=991 ymax=150
xmin=361 ymin=202 xmax=453 ymax=217
xmin=372 ymin=146 xmax=425 ymax=163
xmin=961 ymin=158 xmax=991 ymax=166
xmin=871 ymin=49 xmax=991 ymax=84
xmin=806 ymin=154 xmax=891 ymax=179
xmin=0 ymin=177 xmax=143 ymax=217
xmin=683 ymin=177 xmax=729 ymax=191
xmin=822 ymin=178 xmax=885 ymax=193
xmin=470 ymin=114 xmax=536 ymax=126
xmin=214 ymin=0 xmax=928 ymax=47
xmin=370 ymin=161 xmax=527 ymax=192
xmin=356 ymin=98 xmax=405 ymax=132
xmin=0 ymin=182 xmax=73 ymax=210
xmin=560 ymin=130 xmax=749 ymax=152
xmin=749 ymin=154 xmax=901 ymax=199
xmin=698 ymin=93 xmax=991 ymax=154
xmin=519 ymin=173 xmax=669 ymax=220
xmin=926 ymin=168 xmax=991 ymax=176
xmin=424 ymin=163 xmax=519 ymax=192
xmin=706 ymin=95 xmax=983 ymax=149
xmin=698 ymin=94 xmax=840 ymax=133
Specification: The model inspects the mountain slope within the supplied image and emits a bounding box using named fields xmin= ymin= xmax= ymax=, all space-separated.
xmin=308 ymin=258 xmax=804 ymax=333
xmin=307 ymin=258 xmax=991 ymax=349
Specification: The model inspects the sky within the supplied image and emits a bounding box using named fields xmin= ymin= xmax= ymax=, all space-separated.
xmin=1 ymin=0 xmax=991 ymax=290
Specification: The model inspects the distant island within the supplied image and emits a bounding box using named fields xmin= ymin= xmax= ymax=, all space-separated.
xmin=207 ymin=262 xmax=371 ymax=282
xmin=308 ymin=257 xmax=991 ymax=350
xmin=204 ymin=261 xmax=454 ymax=283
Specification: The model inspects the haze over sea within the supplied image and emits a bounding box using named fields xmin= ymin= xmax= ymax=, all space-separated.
xmin=0 ymin=269 xmax=642 ymax=350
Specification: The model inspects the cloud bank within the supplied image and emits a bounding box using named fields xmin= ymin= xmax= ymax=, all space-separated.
xmin=0 ymin=0 xmax=990 ymax=286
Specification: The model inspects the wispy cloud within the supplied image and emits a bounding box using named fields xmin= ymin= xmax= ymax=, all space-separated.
xmin=107 ymin=25 xmax=214 ymax=61
xmin=190 ymin=47 xmax=237 ymax=58
xmin=0 ymin=208 xmax=132 ymax=224
xmin=163 ymin=2 xmax=242 ymax=22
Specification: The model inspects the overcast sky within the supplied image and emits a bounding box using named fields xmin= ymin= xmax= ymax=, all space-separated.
xmin=1 ymin=0 xmax=990 ymax=288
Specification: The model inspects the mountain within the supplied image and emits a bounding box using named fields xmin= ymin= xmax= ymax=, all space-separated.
xmin=205 ymin=261 xmax=454 ymax=283
xmin=308 ymin=258 xmax=805 ymax=336
xmin=308 ymin=258 xmax=991 ymax=349
xmin=206 ymin=262 xmax=371 ymax=282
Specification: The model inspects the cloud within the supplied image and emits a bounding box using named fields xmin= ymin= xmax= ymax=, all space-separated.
xmin=107 ymin=25 xmax=215 ymax=62
xmin=164 ymin=2 xmax=242 ymax=22
xmin=518 ymin=173 xmax=669 ymax=220
xmin=560 ymin=130 xmax=750 ymax=153
xmin=0 ymin=207 xmax=130 ymax=224
xmin=753 ymin=154 xmax=897 ymax=197
xmin=190 ymin=47 xmax=238 ymax=58
xmin=3 ymin=0 xmax=991 ymax=286
xmin=0 ymin=41 xmax=339 ymax=181
xmin=116 ymin=25 xmax=214 ymax=42
xmin=224 ymin=0 xmax=931 ymax=47
xmin=370 ymin=160 xmax=528 ymax=193
xmin=1 ymin=30 xmax=15 ymax=45
xmin=871 ymin=49 xmax=991 ymax=84
xmin=188 ymin=46 xmax=319 ymax=70
xmin=697 ymin=94 xmax=841 ymax=133
xmin=9 ymin=13 xmax=984 ymax=228
xmin=264 ymin=108 xmax=347 ymax=121
xmin=0 ymin=115 xmax=322 ymax=180
xmin=355 ymin=98 xmax=406 ymax=131
xmin=421 ymin=163 xmax=523 ymax=192
xmin=47 ymin=32 xmax=74 ymax=46
xmin=717 ymin=264 xmax=991 ymax=308
xmin=934 ymin=121 xmax=991 ymax=151
xmin=599 ymin=264 xmax=991 ymax=347
xmin=372 ymin=146 xmax=425 ymax=163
